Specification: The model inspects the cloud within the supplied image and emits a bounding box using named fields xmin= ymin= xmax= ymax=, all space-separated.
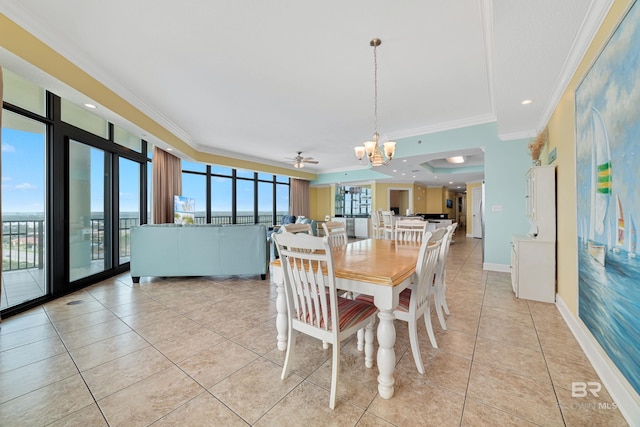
xmin=15 ymin=182 xmax=37 ymax=190
xmin=1 ymin=176 xmax=11 ymax=182
xmin=1 ymin=143 xmax=16 ymax=152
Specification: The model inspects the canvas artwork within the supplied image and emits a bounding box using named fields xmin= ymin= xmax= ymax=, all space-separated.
xmin=174 ymin=195 xmax=195 ymax=224
xmin=575 ymin=0 xmax=640 ymax=395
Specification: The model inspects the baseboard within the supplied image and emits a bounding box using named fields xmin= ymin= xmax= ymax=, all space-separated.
xmin=556 ymin=295 xmax=640 ymax=426
xmin=482 ymin=263 xmax=510 ymax=272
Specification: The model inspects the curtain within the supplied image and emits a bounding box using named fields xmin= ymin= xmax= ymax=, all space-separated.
xmin=290 ymin=178 xmax=310 ymax=218
xmin=0 ymin=67 xmax=4 ymax=318
xmin=152 ymin=146 xmax=182 ymax=224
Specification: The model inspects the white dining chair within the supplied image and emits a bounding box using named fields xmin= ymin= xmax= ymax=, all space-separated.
xmin=281 ymin=223 xmax=313 ymax=235
xmin=381 ymin=210 xmax=394 ymax=239
xmin=356 ymin=228 xmax=446 ymax=374
xmin=273 ymin=232 xmax=377 ymax=409
xmin=395 ymin=219 xmax=428 ymax=243
xmin=370 ymin=211 xmax=382 ymax=239
xmin=433 ymin=223 xmax=458 ymax=329
xmin=322 ymin=221 xmax=348 ymax=247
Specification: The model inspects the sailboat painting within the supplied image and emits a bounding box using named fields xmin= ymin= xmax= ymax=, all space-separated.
xmin=575 ymin=0 xmax=640 ymax=396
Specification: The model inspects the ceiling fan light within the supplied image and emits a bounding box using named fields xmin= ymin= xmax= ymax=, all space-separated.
xmin=446 ymin=156 xmax=465 ymax=164
xmin=294 ymin=162 xmax=304 ymax=169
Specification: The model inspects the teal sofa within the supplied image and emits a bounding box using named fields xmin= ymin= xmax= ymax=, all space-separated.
xmin=130 ymin=224 xmax=269 ymax=282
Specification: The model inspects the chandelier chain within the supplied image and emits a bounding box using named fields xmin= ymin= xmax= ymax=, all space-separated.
xmin=373 ymin=42 xmax=378 ymax=135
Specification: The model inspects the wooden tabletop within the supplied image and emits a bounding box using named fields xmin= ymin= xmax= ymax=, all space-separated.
xmin=271 ymin=238 xmax=420 ymax=287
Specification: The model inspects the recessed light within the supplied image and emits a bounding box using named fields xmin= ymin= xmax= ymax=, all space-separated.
xmin=401 ymin=173 xmax=405 ymax=176
xmin=521 ymin=99 xmax=533 ymax=105
xmin=446 ymin=156 xmax=464 ymax=164
xmin=166 ymin=148 xmax=173 ymax=151
xmin=402 ymin=159 xmax=407 ymax=162
xmin=457 ymin=186 xmax=461 ymax=189
xmin=393 ymin=170 xmax=397 ymax=173
xmin=434 ymin=176 xmax=438 ymax=179
xmin=449 ymin=181 xmax=453 ymax=184
xmin=84 ymin=103 xmax=97 ymax=109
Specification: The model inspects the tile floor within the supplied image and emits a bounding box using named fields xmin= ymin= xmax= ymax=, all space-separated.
xmin=0 ymin=236 xmax=629 ymax=426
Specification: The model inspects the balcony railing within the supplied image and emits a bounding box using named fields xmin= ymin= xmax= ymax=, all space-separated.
xmin=2 ymin=215 xmax=279 ymax=273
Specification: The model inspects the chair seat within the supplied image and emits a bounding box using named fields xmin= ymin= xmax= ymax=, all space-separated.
xmin=298 ymin=296 xmax=377 ymax=331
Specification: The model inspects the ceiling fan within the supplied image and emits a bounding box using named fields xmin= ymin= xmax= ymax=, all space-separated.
xmin=288 ymin=151 xmax=318 ymax=169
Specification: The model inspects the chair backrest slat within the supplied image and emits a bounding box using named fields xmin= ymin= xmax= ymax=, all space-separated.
xmin=274 ymin=232 xmax=337 ymax=332
xmin=411 ymin=229 xmax=446 ymax=312
xmin=395 ymin=219 xmax=428 ymax=243
xmin=322 ymin=221 xmax=348 ymax=247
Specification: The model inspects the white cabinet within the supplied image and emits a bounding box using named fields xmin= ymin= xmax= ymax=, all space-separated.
xmin=511 ymin=166 xmax=556 ymax=303
xmin=511 ymin=235 xmax=555 ymax=303
xmin=526 ymin=165 xmax=556 ymax=240
xmin=354 ymin=218 xmax=369 ymax=238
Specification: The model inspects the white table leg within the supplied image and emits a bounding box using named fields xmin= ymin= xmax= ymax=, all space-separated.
xmin=376 ymin=309 xmax=396 ymax=399
xmin=274 ymin=274 xmax=288 ymax=351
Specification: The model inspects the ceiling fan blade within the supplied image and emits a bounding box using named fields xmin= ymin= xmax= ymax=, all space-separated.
xmin=304 ymin=160 xmax=319 ymax=164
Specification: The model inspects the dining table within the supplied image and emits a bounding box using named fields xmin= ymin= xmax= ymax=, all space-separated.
xmin=270 ymin=238 xmax=421 ymax=400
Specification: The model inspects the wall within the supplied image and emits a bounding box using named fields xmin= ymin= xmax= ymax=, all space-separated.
xmin=546 ymin=0 xmax=640 ymax=419
xmin=413 ymin=184 xmax=427 ymax=213
xmin=309 ymin=186 xmax=331 ymax=221
xmin=426 ymin=187 xmax=444 ymax=213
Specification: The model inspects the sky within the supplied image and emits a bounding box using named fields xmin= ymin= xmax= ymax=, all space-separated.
xmin=2 ymin=128 xmax=289 ymax=217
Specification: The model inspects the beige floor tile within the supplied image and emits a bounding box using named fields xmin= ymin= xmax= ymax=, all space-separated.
xmin=254 ymin=381 xmax=365 ymax=426
xmin=47 ymin=403 xmax=108 ymax=427
xmin=545 ymin=353 xmax=601 ymax=393
xmin=0 ymin=352 xmax=78 ymax=404
xmin=107 ymin=298 xmax=167 ymax=318
xmin=58 ymin=318 xmax=133 ymax=350
xmin=98 ymin=365 xmax=204 ymax=426
xmin=482 ymin=291 xmax=532 ymax=313
xmin=0 ymin=322 xmax=58 ymax=351
xmin=307 ymin=342 xmax=380 ymax=409
xmin=473 ymin=337 xmax=550 ymax=384
xmin=178 ymin=339 xmax=259 ymax=389
xmin=43 ymin=299 xmax=106 ymax=323
xmin=134 ymin=314 xmax=202 ymax=344
xmin=555 ymin=385 xmax=628 ymax=427
xmin=467 ymin=363 xmax=564 ymax=426
xmin=408 ymin=346 xmax=472 ymax=395
xmin=83 ymin=346 xmax=173 ymax=400
xmin=367 ymin=376 xmax=465 ymax=427
xmin=0 ymin=308 xmax=50 ymax=335
xmin=432 ymin=327 xmax=476 ymax=360
xmin=69 ymin=330 xmax=150 ymax=372
xmin=154 ymin=327 xmax=225 ymax=363
xmin=538 ymin=329 xmax=588 ymax=364
xmin=443 ymin=310 xmax=481 ymax=336
xmin=263 ymin=334 xmax=332 ymax=378
xmin=0 ymin=374 xmax=94 ymax=426
xmin=461 ymin=398 xmax=540 ymax=426
xmin=211 ymin=357 xmax=303 ymax=424
xmin=52 ymin=308 xmax=119 ymax=335
xmin=152 ymin=392 xmax=248 ymax=426
xmin=356 ymin=412 xmax=396 ymax=427
xmin=0 ymin=335 xmax=67 ymax=374
xmin=477 ymin=313 xmax=541 ymax=352
xmin=231 ymin=320 xmax=280 ymax=355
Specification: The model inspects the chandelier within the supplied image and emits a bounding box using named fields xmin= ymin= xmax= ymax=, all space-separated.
xmin=354 ymin=38 xmax=396 ymax=167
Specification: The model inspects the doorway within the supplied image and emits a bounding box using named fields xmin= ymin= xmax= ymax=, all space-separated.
xmin=388 ymin=189 xmax=412 ymax=215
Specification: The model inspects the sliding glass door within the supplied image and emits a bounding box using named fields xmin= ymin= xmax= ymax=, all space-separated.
xmin=68 ymin=140 xmax=109 ymax=282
